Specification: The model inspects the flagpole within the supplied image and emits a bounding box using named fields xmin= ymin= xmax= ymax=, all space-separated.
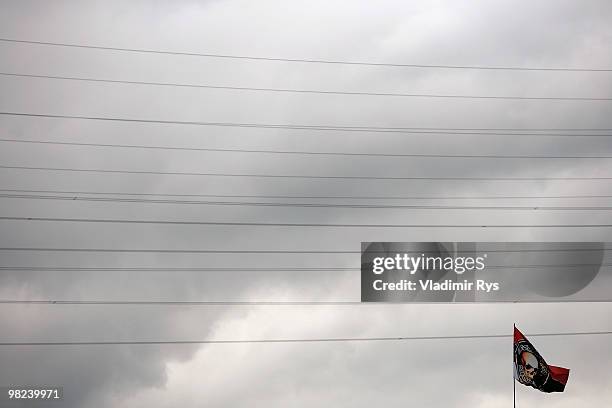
xmin=514 ymin=372 xmax=516 ymax=408
xmin=513 ymin=323 xmax=516 ymax=408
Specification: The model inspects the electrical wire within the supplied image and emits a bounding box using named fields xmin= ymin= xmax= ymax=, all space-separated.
xmin=1 ymin=38 xmax=611 ymax=72
xmin=1 ymin=71 xmax=610 ymax=101
xmin=1 ymin=263 xmax=610 ymax=272
xmin=2 ymin=216 xmax=612 ymax=228
xmin=3 ymin=192 xmax=612 ymax=210
xmin=1 ymin=188 xmax=610 ymax=201
xmin=1 ymin=331 xmax=611 ymax=346
xmin=1 ymin=112 xmax=611 ymax=137
xmin=2 ymin=137 xmax=612 ymax=159
xmin=0 ymin=247 xmax=608 ymax=254
xmin=2 ymin=165 xmax=611 ymax=181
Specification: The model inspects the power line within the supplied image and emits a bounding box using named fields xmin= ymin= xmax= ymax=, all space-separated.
xmin=1 ymin=331 xmax=610 ymax=347
xmin=2 ymin=263 xmax=609 ymax=272
xmin=0 ymin=267 xmax=357 ymax=272
xmin=1 ymin=71 xmax=610 ymax=101
xmin=2 ymin=300 xmax=612 ymax=306
xmin=0 ymin=247 xmax=354 ymax=254
xmin=2 ymin=216 xmax=612 ymax=228
xmin=3 ymin=137 xmax=612 ymax=159
xmin=1 ymin=188 xmax=611 ymax=201
xmin=0 ymin=247 xmax=608 ymax=254
xmin=1 ymin=112 xmax=611 ymax=137
xmin=1 ymin=38 xmax=611 ymax=72
xmin=2 ymin=165 xmax=611 ymax=181
xmin=3 ymin=193 xmax=612 ymax=211
xmin=2 ymin=300 xmax=365 ymax=305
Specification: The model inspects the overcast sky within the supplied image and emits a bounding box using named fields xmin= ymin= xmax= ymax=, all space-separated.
xmin=1 ymin=0 xmax=611 ymax=407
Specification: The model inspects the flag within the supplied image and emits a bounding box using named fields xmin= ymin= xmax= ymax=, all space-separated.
xmin=513 ymin=326 xmax=570 ymax=393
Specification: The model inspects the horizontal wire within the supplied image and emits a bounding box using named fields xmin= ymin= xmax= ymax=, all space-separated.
xmin=2 ymin=137 xmax=612 ymax=159
xmin=2 ymin=299 xmax=612 ymax=306
xmin=1 ymin=38 xmax=611 ymax=72
xmin=1 ymin=112 xmax=611 ymax=137
xmin=0 ymin=247 xmax=609 ymax=254
xmin=2 ymin=71 xmax=611 ymax=101
xmin=1 ymin=331 xmax=611 ymax=346
xmin=3 ymin=193 xmax=612 ymax=210
xmin=1 ymin=267 xmax=355 ymax=272
xmin=1 ymin=188 xmax=610 ymax=201
xmin=2 ymin=165 xmax=611 ymax=181
xmin=0 ymin=300 xmax=609 ymax=308
xmin=3 ymin=300 xmax=362 ymax=305
xmin=2 ymin=216 xmax=612 ymax=228
xmin=1 ymin=263 xmax=610 ymax=272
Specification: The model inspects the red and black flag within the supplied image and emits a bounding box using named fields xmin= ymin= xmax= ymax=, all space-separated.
xmin=513 ymin=326 xmax=570 ymax=393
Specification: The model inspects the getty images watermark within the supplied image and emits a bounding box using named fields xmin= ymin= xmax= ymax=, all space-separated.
xmin=361 ymin=242 xmax=608 ymax=302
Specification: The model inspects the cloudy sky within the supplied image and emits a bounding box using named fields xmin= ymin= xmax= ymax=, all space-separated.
xmin=0 ymin=0 xmax=611 ymax=407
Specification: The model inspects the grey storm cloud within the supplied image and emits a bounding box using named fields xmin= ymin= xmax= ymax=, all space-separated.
xmin=0 ymin=0 xmax=611 ymax=407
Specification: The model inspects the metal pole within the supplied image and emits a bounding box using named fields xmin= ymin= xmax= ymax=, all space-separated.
xmin=513 ymin=324 xmax=516 ymax=408
xmin=514 ymin=372 xmax=516 ymax=408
